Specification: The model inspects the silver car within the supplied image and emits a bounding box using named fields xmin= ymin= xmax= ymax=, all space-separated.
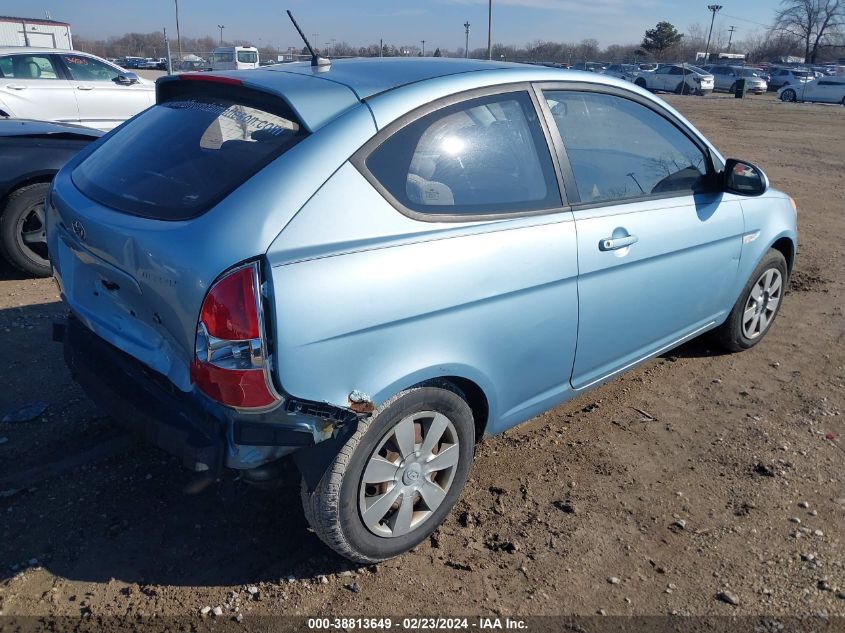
xmin=704 ymin=65 xmax=768 ymax=94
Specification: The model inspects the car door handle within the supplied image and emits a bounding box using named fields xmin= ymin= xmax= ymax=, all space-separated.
xmin=77 ymin=85 xmax=95 ymax=91
xmin=5 ymin=84 xmax=26 ymax=90
xmin=599 ymin=234 xmax=638 ymax=251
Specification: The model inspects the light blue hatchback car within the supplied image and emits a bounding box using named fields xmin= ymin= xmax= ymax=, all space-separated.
xmin=48 ymin=58 xmax=797 ymax=562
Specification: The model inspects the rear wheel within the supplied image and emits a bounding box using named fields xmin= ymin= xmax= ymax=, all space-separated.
xmin=301 ymin=384 xmax=475 ymax=562
xmin=675 ymin=81 xmax=691 ymax=95
xmin=711 ymin=249 xmax=787 ymax=352
xmin=780 ymin=88 xmax=797 ymax=102
xmin=729 ymin=81 xmax=737 ymax=94
xmin=0 ymin=182 xmax=51 ymax=277
xmin=634 ymin=77 xmax=647 ymax=89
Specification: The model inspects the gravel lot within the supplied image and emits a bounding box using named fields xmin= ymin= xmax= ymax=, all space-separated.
xmin=0 ymin=92 xmax=843 ymax=621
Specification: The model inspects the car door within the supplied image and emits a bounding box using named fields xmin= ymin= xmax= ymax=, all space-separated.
xmin=813 ymin=80 xmax=843 ymax=103
xmin=539 ymin=87 xmax=744 ymax=390
xmin=56 ymin=53 xmax=153 ymax=131
xmin=650 ymin=66 xmax=673 ymax=90
xmin=331 ymin=87 xmax=580 ymax=432
xmin=0 ymin=53 xmax=79 ymax=123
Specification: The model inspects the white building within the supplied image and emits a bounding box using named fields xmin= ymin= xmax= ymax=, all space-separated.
xmin=0 ymin=16 xmax=73 ymax=50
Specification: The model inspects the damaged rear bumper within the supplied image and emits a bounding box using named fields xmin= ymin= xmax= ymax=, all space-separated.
xmin=57 ymin=314 xmax=359 ymax=478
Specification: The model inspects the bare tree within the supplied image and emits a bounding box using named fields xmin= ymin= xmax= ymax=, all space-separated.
xmin=773 ymin=0 xmax=845 ymax=63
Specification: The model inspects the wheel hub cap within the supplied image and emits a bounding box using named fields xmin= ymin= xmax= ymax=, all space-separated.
xmin=358 ymin=411 xmax=460 ymax=538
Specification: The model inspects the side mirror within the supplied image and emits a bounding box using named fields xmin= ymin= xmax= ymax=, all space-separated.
xmin=723 ymin=158 xmax=769 ymax=196
xmin=113 ymin=72 xmax=140 ymax=85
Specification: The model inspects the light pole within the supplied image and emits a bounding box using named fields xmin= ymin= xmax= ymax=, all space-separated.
xmin=421 ymin=40 xmax=425 ymax=56
xmin=174 ymin=0 xmax=182 ymax=61
xmin=704 ymin=4 xmax=722 ymax=63
xmin=312 ymin=33 xmax=319 ymax=53
xmin=217 ymin=24 xmax=225 ymax=45
xmin=464 ymin=21 xmax=470 ymax=58
xmin=487 ymin=0 xmax=493 ymax=60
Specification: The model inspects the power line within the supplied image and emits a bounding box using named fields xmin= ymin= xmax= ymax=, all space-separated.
xmin=720 ymin=12 xmax=772 ymax=29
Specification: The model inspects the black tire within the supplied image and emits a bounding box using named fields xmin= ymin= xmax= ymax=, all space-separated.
xmin=675 ymin=81 xmax=691 ymax=95
xmin=301 ymin=384 xmax=475 ymax=563
xmin=780 ymin=89 xmax=797 ymax=102
xmin=0 ymin=182 xmax=51 ymax=277
xmin=711 ymin=249 xmax=788 ymax=353
xmin=729 ymin=82 xmax=737 ymax=94
xmin=634 ymin=77 xmax=647 ymax=89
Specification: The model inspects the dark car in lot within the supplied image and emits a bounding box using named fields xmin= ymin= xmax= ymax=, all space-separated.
xmin=0 ymin=119 xmax=101 ymax=276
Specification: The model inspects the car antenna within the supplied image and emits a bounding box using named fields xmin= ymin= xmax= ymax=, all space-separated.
xmin=286 ymin=10 xmax=330 ymax=69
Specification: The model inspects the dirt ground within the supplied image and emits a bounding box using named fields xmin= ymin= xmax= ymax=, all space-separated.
xmin=0 ymin=92 xmax=843 ymax=623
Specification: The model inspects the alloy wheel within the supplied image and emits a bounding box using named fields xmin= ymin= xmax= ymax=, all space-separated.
xmin=742 ymin=268 xmax=783 ymax=340
xmin=14 ymin=199 xmax=49 ymax=269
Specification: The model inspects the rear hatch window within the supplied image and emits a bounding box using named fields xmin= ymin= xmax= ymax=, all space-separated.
xmin=72 ymin=82 xmax=306 ymax=220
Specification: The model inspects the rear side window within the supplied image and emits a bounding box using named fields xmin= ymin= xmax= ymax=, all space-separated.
xmin=0 ymin=55 xmax=60 ymax=79
xmin=73 ymin=84 xmax=305 ymax=220
xmin=363 ymin=91 xmax=560 ymax=216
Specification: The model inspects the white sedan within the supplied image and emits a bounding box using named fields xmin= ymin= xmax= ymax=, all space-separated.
xmin=634 ymin=64 xmax=714 ymax=95
xmin=778 ymin=77 xmax=845 ymax=105
xmin=0 ymin=47 xmax=155 ymax=131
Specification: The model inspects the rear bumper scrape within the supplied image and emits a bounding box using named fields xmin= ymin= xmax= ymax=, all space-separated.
xmin=58 ymin=314 xmax=367 ymax=474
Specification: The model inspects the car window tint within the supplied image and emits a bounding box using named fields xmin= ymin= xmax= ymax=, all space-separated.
xmin=61 ymin=55 xmax=120 ymax=81
xmin=3 ymin=55 xmax=60 ymax=79
xmin=544 ymin=91 xmax=708 ymax=204
xmin=365 ymin=91 xmax=560 ymax=215
xmin=73 ymin=88 xmax=306 ymax=220
xmin=237 ymin=51 xmax=258 ymax=63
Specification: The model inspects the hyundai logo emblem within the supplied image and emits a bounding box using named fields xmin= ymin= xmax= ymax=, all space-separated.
xmin=71 ymin=219 xmax=86 ymax=241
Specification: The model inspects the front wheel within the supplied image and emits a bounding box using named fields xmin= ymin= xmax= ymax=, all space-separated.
xmin=780 ymin=88 xmax=797 ymax=102
xmin=711 ymin=249 xmax=788 ymax=352
xmin=729 ymin=82 xmax=738 ymax=94
xmin=634 ymin=78 xmax=647 ymax=89
xmin=301 ymin=384 xmax=475 ymax=562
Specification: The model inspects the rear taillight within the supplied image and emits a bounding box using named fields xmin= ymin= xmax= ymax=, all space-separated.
xmin=190 ymin=262 xmax=280 ymax=410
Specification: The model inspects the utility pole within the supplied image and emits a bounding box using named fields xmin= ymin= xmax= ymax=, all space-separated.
xmin=421 ymin=40 xmax=425 ymax=56
xmin=217 ymin=25 xmax=225 ymax=45
xmin=726 ymin=25 xmax=736 ymax=53
xmin=312 ymin=33 xmax=319 ymax=53
xmin=464 ymin=21 xmax=470 ymax=58
xmin=704 ymin=4 xmax=722 ymax=63
xmin=174 ymin=0 xmax=183 ymax=61
xmin=487 ymin=0 xmax=493 ymax=60
xmin=164 ymin=27 xmax=173 ymax=74
xmin=379 ymin=38 xmax=383 ymax=57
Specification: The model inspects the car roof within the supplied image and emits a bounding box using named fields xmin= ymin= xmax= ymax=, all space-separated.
xmin=262 ymin=57 xmax=514 ymax=100
xmin=0 ymin=46 xmax=95 ymax=56
xmin=161 ymin=57 xmax=723 ymax=164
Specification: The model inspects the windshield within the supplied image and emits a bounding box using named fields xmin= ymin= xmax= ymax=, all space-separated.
xmin=73 ymin=87 xmax=305 ymax=220
xmin=237 ymin=51 xmax=258 ymax=63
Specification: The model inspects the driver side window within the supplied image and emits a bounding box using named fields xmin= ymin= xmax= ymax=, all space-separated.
xmin=60 ymin=55 xmax=121 ymax=81
xmin=544 ymin=90 xmax=709 ymax=205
